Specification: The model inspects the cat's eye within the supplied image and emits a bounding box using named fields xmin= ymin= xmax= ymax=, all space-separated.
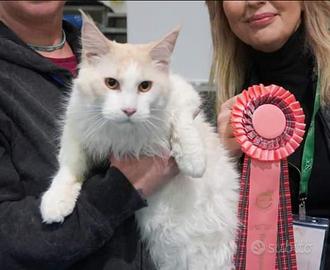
xmin=105 ymin=78 xmax=120 ymax=90
xmin=138 ymin=81 xmax=152 ymax=92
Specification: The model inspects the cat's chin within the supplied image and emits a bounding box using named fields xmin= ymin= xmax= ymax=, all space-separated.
xmin=112 ymin=117 xmax=147 ymax=125
xmin=110 ymin=119 xmax=143 ymax=129
xmin=117 ymin=118 xmax=136 ymax=126
xmin=116 ymin=118 xmax=133 ymax=124
xmin=108 ymin=117 xmax=134 ymax=125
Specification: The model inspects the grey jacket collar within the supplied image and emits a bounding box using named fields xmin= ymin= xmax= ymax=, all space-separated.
xmin=0 ymin=21 xmax=80 ymax=76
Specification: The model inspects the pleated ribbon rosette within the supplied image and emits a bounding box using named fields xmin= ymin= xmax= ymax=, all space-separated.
xmin=232 ymin=84 xmax=305 ymax=270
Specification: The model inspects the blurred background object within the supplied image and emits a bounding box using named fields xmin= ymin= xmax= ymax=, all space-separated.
xmin=65 ymin=0 xmax=127 ymax=42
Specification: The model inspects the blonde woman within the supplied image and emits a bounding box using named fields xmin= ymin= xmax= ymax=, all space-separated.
xmin=206 ymin=0 xmax=330 ymax=266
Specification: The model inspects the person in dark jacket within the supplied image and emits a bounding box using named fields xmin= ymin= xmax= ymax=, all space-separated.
xmin=0 ymin=2 xmax=177 ymax=269
xmin=206 ymin=0 xmax=330 ymax=267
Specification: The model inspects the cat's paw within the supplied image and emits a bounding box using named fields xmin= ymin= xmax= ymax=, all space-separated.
xmin=40 ymin=182 xmax=81 ymax=224
xmin=172 ymin=143 xmax=207 ymax=178
xmin=177 ymin=154 xmax=207 ymax=178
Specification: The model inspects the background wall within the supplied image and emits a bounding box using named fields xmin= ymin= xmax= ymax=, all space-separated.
xmin=126 ymin=1 xmax=213 ymax=86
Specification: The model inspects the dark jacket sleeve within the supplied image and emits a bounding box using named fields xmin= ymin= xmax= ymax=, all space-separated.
xmin=0 ymin=131 xmax=147 ymax=270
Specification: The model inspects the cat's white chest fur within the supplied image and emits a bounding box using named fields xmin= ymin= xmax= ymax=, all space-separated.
xmin=40 ymin=13 xmax=239 ymax=270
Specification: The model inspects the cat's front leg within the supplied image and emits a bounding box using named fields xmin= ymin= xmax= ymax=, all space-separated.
xmin=40 ymin=167 xmax=83 ymax=224
xmin=40 ymin=126 xmax=87 ymax=224
xmin=170 ymin=112 xmax=206 ymax=178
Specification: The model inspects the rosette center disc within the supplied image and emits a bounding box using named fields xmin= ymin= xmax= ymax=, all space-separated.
xmin=252 ymin=104 xmax=286 ymax=139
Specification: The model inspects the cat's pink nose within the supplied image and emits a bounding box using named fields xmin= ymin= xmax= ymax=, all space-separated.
xmin=122 ymin=108 xmax=137 ymax=117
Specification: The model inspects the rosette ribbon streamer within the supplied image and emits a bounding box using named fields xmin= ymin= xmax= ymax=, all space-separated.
xmin=232 ymin=84 xmax=305 ymax=270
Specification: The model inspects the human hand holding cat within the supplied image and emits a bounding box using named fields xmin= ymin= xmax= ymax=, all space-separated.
xmin=217 ymin=94 xmax=242 ymax=157
xmin=110 ymin=155 xmax=179 ymax=198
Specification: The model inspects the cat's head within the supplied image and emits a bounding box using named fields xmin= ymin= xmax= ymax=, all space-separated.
xmin=75 ymin=12 xmax=180 ymax=125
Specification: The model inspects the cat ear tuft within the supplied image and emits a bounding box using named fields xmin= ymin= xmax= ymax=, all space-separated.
xmin=150 ymin=26 xmax=181 ymax=72
xmin=80 ymin=10 xmax=110 ymax=64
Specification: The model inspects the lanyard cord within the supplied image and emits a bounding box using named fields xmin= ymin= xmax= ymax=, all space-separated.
xmin=299 ymin=75 xmax=321 ymax=208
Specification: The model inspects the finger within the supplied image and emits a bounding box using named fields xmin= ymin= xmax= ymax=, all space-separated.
xmin=217 ymin=111 xmax=234 ymax=138
xmin=220 ymin=94 xmax=239 ymax=111
xmin=165 ymin=157 xmax=180 ymax=178
xmin=217 ymin=109 xmax=231 ymax=128
xmin=218 ymin=123 xmax=234 ymax=138
xmin=109 ymin=154 xmax=116 ymax=164
xmin=222 ymin=137 xmax=242 ymax=157
xmin=222 ymin=124 xmax=235 ymax=139
xmin=217 ymin=109 xmax=231 ymax=123
xmin=167 ymin=157 xmax=178 ymax=169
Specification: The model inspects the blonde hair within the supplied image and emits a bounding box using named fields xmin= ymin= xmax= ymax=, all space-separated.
xmin=206 ymin=1 xmax=330 ymax=111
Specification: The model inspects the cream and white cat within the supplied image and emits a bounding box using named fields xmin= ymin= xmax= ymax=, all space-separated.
xmin=40 ymin=14 xmax=239 ymax=270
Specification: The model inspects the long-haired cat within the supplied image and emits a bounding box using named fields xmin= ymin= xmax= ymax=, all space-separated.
xmin=40 ymin=13 xmax=239 ymax=270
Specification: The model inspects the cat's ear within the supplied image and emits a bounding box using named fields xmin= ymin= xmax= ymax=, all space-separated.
xmin=149 ymin=26 xmax=180 ymax=72
xmin=80 ymin=10 xmax=110 ymax=64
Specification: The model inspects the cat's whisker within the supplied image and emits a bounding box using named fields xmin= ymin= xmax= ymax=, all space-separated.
xmin=82 ymin=117 xmax=107 ymax=142
xmin=148 ymin=116 xmax=168 ymax=126
xmin=84 ymin=109 xmax=103 ymax=113
xmin=138 ymin=121 xmax=154 ymax=136
xmin=150 ymin=108 xmax=170 ymax=113
xmin=83 ymin=104 xmax=103 ymax=107
xmin=91 ymin=120 xmax=108 ymax=140
xmin=143 ymin=119 xmax=160 ymax=131
xmin=149 ymin=108 xmax=170 ymax=115
xmin=90 ymin=118 xmax=108 ymax=134
xmin=141 ymin=120 xmax=168 ymax=146
xmin=67 ymin=110 xmax=103 ymax=120
xmin=139 ymin=121 xmax=154 ymax=135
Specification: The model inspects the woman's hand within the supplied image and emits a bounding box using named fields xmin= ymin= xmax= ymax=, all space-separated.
xmin=110 ymin=155 xmax=179 ymax=198
xmin=217 ymin=95 xmax=242 ymax=157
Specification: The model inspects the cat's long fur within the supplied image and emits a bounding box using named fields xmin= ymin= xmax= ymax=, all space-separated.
xmin=40 ymin=13 xmax=239 ymax=270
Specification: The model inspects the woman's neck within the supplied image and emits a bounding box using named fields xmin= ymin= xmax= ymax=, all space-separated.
xmin=0 ymin=8 xmax=73 ymax=58
xmin=248 ymin=24 xmax=311 ymax=85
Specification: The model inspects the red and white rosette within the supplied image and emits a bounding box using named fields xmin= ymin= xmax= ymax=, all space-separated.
xmin=232 ymin=84 xmax=305 ymax=270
